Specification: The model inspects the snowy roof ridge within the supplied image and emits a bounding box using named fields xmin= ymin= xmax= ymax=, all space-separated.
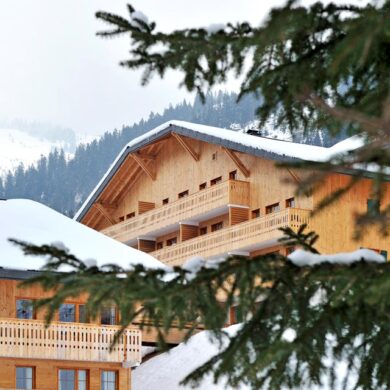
xmin=74 ymin=120 xmax=364 ymax=221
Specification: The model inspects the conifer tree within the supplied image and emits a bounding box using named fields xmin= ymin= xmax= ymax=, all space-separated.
xmin=10 ymin=2 xmax=390 ymax=389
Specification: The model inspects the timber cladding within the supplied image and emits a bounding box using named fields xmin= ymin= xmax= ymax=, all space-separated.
xmin=0 ymin=358 xmax=130 ymax=389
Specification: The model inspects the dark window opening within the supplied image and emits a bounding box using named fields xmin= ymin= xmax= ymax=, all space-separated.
xmin=251 ymin=209 xmax=260 ymax=219
xmin=126 ymin=212 xmax=135 ymax=219
xmin=199 ymin=182 xmax=207 ymax=190
xmin=200 ymin=227 xmax=207 ymax=235
xmin=229 ymin=170 xmax=237 ymax=180
xmin=178 ymin=190 xmax=189 ymax=199
xmin=16 ymin=299 xmax=35 ymax=320
xmin=101 ymin=306 xmax=117 ymax=325
xmin=210 ymin=176 xmax=222 ymax=186
xmin=162 ymin=198 xmax=169 ymax=205
xmin=266 ymin=203 xmax=280 ymax=214
xmin=211 ymin=222 xmax=223 ymax=232
xmin=166 ymin=237 xmax=177 ymax=246
xmin=119 ymin=216 xmax=125 ymax=222
xmin=59 ymin=303 xmax=76 ymax=322
xmin=286 ymin=247 xmax=295 ymax=255
xmin=212 ymin=152 xmax=217 ymax=161
xmin=156 ymin=242 xmax=163 ymax=250
xmin=286 ymin=198 xmax=295 ymax=208
xmin=78 ymin=304 xmax=88 ymax=323
xmin=58 ymin=369 xmax=87 ymax=390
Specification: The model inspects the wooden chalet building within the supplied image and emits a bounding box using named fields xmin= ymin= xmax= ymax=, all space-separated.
xmin=0 ymin=199 xmax=165 ymax=390
xmin=76 ymin=120 xmax=390 ymax=266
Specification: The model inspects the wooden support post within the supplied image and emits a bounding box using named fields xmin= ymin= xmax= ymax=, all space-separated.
xmin=172 ymin=132 xmax=200 ymax=161
xmin=132 ymin=154 xmax=156 ymax=181
xmin=222 ymin=147 xmax=250 ymax=177
xmin=92 ymin=203 xmax=116 ymax=225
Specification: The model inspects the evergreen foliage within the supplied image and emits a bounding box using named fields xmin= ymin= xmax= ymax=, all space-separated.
xmin=12 ymin=227 xmax=390 ymax=389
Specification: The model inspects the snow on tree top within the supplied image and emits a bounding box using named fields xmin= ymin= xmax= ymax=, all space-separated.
xmin=0 ymin=199 xmax=165 ymax=271
xmin=74 ymin=120 xmax=363 ymax=221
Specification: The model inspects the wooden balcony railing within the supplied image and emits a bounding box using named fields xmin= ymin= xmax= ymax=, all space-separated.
xmin=101 ymin=179 xmax=250 ymax=243
xmin=152 ymin=208 xmax=311 ymax=265
xmin=0 ymin=319 xmax=141 ymax=364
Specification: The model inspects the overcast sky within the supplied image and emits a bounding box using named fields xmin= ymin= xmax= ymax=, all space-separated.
xmin=0 ymin=1 xmax=278 ymax=136
xmin=0 ymin=1 xmax=368 ymax=136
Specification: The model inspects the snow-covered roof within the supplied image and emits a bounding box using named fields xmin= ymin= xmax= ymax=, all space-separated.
xmin=0 ymin=199 xmax=165 ymax=272
xmin=133 ymin=325 xmax=246 ymax=390
xmin=75 ymin=120 xmax=364 ymax=222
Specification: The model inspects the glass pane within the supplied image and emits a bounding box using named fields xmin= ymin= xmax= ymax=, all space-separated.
xmin=16 ymin=367 xmax=33 ymax=389
xmin=78 ymin=305 xmax=88 ymax=323
xmin=101 ymin=307 xmax=116 ymax=325
xmin=16 ymin=300 xmax=34 ymax=319
xmin=101 ymin=371 xmax=116 ymax=390
xmin=59 ymin=369 xmax=75 ymax=390
xmin=59 ymin=304 xmax=76 ymax=322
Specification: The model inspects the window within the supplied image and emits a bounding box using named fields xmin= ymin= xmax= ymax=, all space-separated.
xmin=381 ymin=250 xmax=388 ymax=260
xmin=211 ymin=222 xmax=223 ymax=232
xmin=229 ymin=170 xmax=237 ymax=180
xmin=126 ymin=212 xmax=135 ymax=219
xmin=212 ymin=152 xmax=217 ymax=160
xmin=101 ymin=371 xmax=117 ymax=390
xmin=118 ymin=216 xmax=124 ymax=222
xmin=59 ymin=303 xmax=76 ymax=322
xmin=266 ymin=203 xmax=280 ymax=214
xmin=16 ymin=299 xmax=34 ymax=319
xmin=16 ymin=367 xmax=34 ymax=389
xmin=199 ymin=182 xmax=207 ymax=190
xmin=156 ymin=242 xmax=163 ymax=250
xmin=58 ymin=369 xmax=87 ymax=390
xmin=286 ymin=198 xmax=295 ymax=208
xmin=251 ymin=209 xmax=260 ymax=219
xmin=101 ymin=306 xmax=117 ymax=325
xmin=162 ymin=198 xmax=169 ymax=205
xmin=178 ymin=190 xmax=189 ymax=199
xmin=78 ymin=305 xmax=88 ymax=323
xmin=166 ymin=237 xmax=177 ymax=246
xmin=367 ymin=198 xmax=380 ymax=217
xmin=210 ymin=176 xmax=222 ymax=186
xmin=199 ymin=227 xmax=207 ymax=235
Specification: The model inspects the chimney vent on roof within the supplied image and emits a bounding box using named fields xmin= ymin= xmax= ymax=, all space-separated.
xmin=246 ymin=129 xmax=262 ymax=137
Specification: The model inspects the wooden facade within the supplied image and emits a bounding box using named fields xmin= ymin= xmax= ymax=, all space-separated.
xmin=0 ymin=278 xmax=140 ymax=389
xmin=80 ymin=128 xmax=390 ymax=264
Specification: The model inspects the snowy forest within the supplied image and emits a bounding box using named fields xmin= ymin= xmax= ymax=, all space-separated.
xmin=0 ymin=91 xmax=345 ymax=216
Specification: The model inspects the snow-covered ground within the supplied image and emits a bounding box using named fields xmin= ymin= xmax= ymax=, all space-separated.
xmin=133 ymin=325 xmax=248 ymax=390
xmin=0 ymin=198 xmax=165 ymax=271
xmin=0 ymin=128 xmax=72 ymax=177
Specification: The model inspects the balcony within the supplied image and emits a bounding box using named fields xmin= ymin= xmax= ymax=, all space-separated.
xmin=151 ymin=208 xmax=311 ymax=265
xmin=0 ymin=319 xmax=141 ymax=365
xmin=101 ymin=179 xmax=250 ymax=244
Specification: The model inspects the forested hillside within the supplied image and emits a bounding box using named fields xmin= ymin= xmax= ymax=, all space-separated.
xmin=0 ymin=92 xmax=345 ymax=216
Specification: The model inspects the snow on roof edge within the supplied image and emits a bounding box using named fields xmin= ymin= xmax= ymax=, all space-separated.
xmin=74 ymin=120 xmax=363 ymax=221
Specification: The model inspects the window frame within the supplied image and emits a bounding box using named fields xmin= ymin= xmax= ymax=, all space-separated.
xmin=100 ymin=306 xmax=118 ymax=326
xmin=100 ymin=370 xmax=118 ymax=390
xmin=178 ymin=190 xmax=189 ymax=199
xmin=367 ymin=198 xmax=380 ymax=217
xmin=15 ymin=298 xmax=36 ymax=320
xmin=58 ymin=302 xmax=88 ymax=323
xmin=199 ymin=182 xmax=207 ymax=190
xmin=285 ymin=197 xmax=295 ymax=208
xmin=166 ymin=237 xmax=178 ymax=247
xmin=15 ymin=366 xmax=35 ymax=390
xmin=251 ymin=209 xmax=260 ymax=219
xmin=210 ymin=176 xmax=222 ymax=186
xmin=126 ymin=212 xmax=135 ymax=219
xmin=229 ymin=170 xmax=237 ymax=180
xmin=211 ymin=221 xmax=223 ymax=232
xmin=162 ymin=198 xmax=169 ymax=205
xmin=199 ymin=227 xmax=207 ymax=235
xmin=265 ymin=202 xmax=280 ymax=214
xmin=57 ymin=368 xmax=89 ymax=390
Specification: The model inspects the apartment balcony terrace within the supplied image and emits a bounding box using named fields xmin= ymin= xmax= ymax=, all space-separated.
xmin=0 ymin=319 xmax=141 ymax=365
xmin=151 ymin=208 xmax=311 ymax=266
xmin=101 ymin=179 xmax=250 ymax=244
